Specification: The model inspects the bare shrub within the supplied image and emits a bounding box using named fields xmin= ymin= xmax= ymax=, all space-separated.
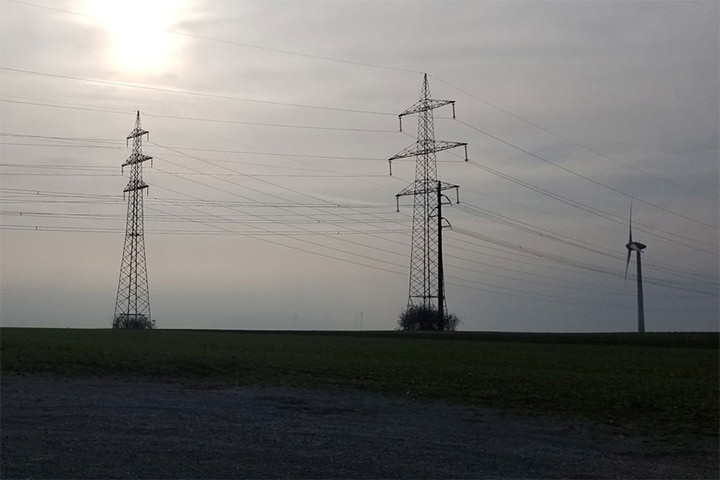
xmin=397 ymin=305 xmax=460 ymax=331
xmin=113 ymin=314 xmax=155 ymax=329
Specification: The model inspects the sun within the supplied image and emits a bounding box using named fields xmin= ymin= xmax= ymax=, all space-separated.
xmin=84 ymin=0 xmax=190 ymax=74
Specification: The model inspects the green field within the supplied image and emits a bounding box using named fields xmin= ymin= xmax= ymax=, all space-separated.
xmin=1 ymin=328 xmax=717 ymax=436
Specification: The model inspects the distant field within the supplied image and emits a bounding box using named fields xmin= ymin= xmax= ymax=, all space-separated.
xmin=1 ymin=328 xmax=717 ymax=436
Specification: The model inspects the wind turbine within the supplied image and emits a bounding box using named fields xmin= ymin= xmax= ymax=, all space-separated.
xmin=625 ymin=201 xmax=646 ymax=333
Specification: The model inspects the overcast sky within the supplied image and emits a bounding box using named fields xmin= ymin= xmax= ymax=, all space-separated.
xmin=1 ymin=0 xmax=717 ymax=332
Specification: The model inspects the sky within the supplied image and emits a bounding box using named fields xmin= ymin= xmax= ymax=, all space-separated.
xmin=0 ymin=0 xmax=717 ymax=332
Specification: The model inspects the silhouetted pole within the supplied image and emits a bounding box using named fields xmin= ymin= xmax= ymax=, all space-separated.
xmin=437 ymin=181 xmax=445 ymax=330
xmin=636 ymin=251 xmax=645 ymax=333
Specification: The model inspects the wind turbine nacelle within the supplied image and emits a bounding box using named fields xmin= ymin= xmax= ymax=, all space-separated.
xmin=626 ymin=241 xmax=647 ymax=252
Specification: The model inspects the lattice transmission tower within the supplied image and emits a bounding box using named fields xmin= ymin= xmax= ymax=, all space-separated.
xmin=113 ymin=111 xmax=154 ymax=329
xmin=389 ymin=74 xmax=467 ymax=328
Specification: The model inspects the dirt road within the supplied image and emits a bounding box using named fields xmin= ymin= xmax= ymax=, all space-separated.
xmin=1 ymin=375 xmax=716 ymax=479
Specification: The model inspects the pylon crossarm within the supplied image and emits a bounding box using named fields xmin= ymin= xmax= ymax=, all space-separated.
xmin=389 ymin=140 xmax=467 ymax=161
xmin=122 ymin=153 xmax=153 ymax=168
xmin=395 ymin=180 xmax=457 ymax=199
xmin=398 ymin=99 xmax=455 ymax=132
xmin=126 ymin=128 xmax=149 ymax=140
xmin=123 ymin=180 xmax=148 ymax=193
xmin=396 ymin=182 xmax=424 ymax=198
xmin=399 ymin=98 xmax=455 ymax=117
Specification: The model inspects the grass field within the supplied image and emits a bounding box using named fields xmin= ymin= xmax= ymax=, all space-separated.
xmin=1 ymin=328 xmax=717 ymax=436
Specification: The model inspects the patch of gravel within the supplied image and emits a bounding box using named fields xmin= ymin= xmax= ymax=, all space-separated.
xmin=1 ymin=375 xmax=717 ymax=479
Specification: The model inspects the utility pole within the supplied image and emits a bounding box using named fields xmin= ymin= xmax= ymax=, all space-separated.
xmin=437 ymin=181 xmax=454 ymax=330
xmin=389 ymin=74 xmax=467 ymax=329
xmin=113 ymin=111 xmax=154 ymax=329
xmin=437 ymin=182 xmax=445 ymax=329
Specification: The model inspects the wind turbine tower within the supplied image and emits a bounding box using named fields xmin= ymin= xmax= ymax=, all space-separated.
xmin=625 ymin=201 xmax=646 ymax=333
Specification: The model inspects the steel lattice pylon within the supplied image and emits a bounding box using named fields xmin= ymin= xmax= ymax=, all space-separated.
xmin=389 ymin=74 xmax=467 ymax=324
xmin=113 ymin=111 xmax=154 ymax=329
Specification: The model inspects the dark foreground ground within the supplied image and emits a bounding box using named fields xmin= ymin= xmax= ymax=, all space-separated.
xmin=1 ymin=375 xmax=717 ymax=479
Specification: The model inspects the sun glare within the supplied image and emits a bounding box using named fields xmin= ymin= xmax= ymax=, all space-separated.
xmin=84 ymin=0 xmax=189 ymax=74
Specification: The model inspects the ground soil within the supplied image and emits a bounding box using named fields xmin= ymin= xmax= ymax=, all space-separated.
xmin=1 ymin=375 xmax=717 ymax=479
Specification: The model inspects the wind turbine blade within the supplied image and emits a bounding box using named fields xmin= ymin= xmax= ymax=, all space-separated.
xmin=624 ymin=250 xmax=632 ymax=283
xmin=628 ymin=199 xmax=633 ymax=244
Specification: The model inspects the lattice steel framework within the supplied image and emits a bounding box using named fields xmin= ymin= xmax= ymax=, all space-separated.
xmin=113 ymin=111 xmax=154 ymax=329
xmin=389 ymin=74 xmax=467 ymax=315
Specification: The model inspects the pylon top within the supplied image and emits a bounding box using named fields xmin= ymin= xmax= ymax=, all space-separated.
xmin=126 ymin=111 xmax=149 ymax=140
xmin=397 ymin=75 xmax=456 ymax=132
xmin=399 ymin=75 xmax=453 ymax=116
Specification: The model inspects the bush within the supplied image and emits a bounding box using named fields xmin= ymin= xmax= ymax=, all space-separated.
xmin=397 ymin=305 xmax=460 ymax=331
xmin=112 ymin=313 xmax=155 ymax=330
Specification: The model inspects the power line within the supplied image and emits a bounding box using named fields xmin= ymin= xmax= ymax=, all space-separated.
xmin=465 ymin=160 xmax=718 ymax=255
xmin=9 ymin=0 xmax=713 ymax=212
xmin=456 ymin=118 xmax=718 ymax=230
xmin=0 ymin=130 xmax=390 ymax=161
xmin=0 ymin=98 xmax=398 ymax=134
xmin=430 ymin=74 xmax=716 ymax=203
xmin=450 ymin=227 xmax=716 ymax=297
xmin=6 ymin=0 xmax=423 ymax=75
xmin=1 ymin=67 xmax=397 ymax=116
xmin=443 ymin=233 xmax=716 ymax=293
xmin=0 ymin=131 xmax=122 ymax=144
xmin=454 ymin=201 xmax=716 ymax=286
xmin=1 ymin=139 xmax=716 ymax=284
xmin=0 ymin=163 xmax=390 ymax=179
xmin=0 ymin=187 xmax=397 ymax=210
xmin=4 ymin=135 xmax=714 ymax=293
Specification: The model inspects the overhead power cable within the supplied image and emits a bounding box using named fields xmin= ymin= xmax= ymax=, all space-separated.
xmin=0 ymin=130 xmax=387 ymax=161
xmin=430 ymin=74 xmax=716 ymax=203
xmin=10 ymin=0 xmax=712 ymax=209
xmin=0 ymin=98 xmax=397 ymax=134
xmin=453 ymin=201 xmax=716 ymax=286
xmin=444 ymin=230 xmax=716 ymax=290
xmin=1 ymin=67 xmax=396 ymax=116
xmin=456 ymin=119 xmax=717 ymax=230
xmin=450 ymin=227 xmax=716 ymax=297
xmin=0 ymin=131 xmax=122 ymax=144
xmin=466 ymin=160 xmax=717 ymax=255
xmin=6 ymin=0 xmax=423 ymax=75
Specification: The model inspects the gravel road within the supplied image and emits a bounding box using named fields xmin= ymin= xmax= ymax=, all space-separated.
xmin=1 ymin=375 xmax=717 ymax=479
